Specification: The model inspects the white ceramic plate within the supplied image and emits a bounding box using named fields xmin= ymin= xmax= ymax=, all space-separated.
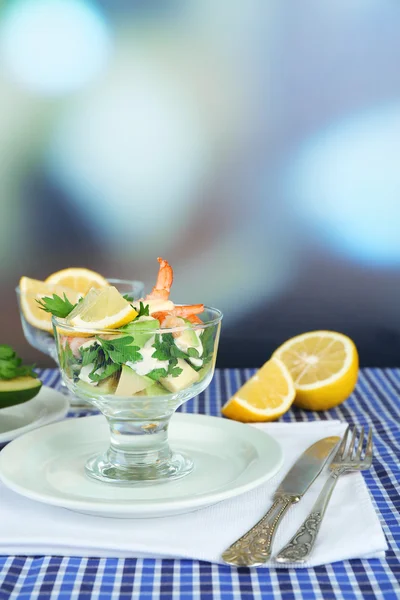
xmin=0 ymin=387 xmax=69 ymax=443
xmin=0 ymin=413 xmax=283 ymax=518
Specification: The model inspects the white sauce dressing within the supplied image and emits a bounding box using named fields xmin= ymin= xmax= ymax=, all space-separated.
xmin=126 ymin=336 xmax=169 ymax=376
xmin=78 ymin=363 xmax=100 ymax=385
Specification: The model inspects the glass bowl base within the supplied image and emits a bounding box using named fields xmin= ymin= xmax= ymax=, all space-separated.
xmin=85 ymin=451 xmax=194 ymax=485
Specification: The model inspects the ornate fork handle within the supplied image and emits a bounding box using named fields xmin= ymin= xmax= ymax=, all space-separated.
xmin=221 ymin=494 xmax=299 ymax=566
xmin=276 ymin=469 xmax=344 ymax=563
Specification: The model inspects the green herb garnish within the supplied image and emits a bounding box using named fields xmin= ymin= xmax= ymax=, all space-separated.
xmin=149 ymin=334 xmax=187 ymax=379
xmin=0 ymin=344 xmax=37 ymax=380
xmin=147 ymin=367 xmax=169 ymax=380
xmin=122 ymin=294 xmax=134 ymax=303
xmin=78 ymin=335 xmax=143 ymax=383
xmin=200 ymin=327 xmax=214 ymax=364
xmin=36 ymin=293 xmax=78 ymax=318
xmin=136 ymin=302 xmax=150 ymax=318
xmin=88 ymin=362 xmax=121 ymax=383
xmin=99 ymin=336 xmax=142 ymax=364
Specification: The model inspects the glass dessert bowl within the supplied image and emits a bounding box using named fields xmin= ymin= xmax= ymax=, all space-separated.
xmin=53 ymin=306 xmax=222 ymax=484
xmin=16 ymin=277 xmax=144 ymax=408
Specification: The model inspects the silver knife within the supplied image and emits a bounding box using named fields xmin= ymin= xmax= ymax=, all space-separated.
xmin=221 ymin=435 xmax=340 ymax=567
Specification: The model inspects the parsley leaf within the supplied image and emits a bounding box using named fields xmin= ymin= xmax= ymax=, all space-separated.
xmin=200 ymin=327 xmax=214 ymax=364
xmin=79 ymin=343 xmax=99 ymax=367
xmin=60 ymin=340 xmax=79 ymax=378
xmin=98 ymin=336 xmax=142 ymax=364
xmin=147 ymin=367 xmax=168 ymax=380
xmin=89 ymin=361 xmax=120 ymax=383
xmin=0 ymin=345 xmax=15 ymax=360
xmin=169 ymin=344 xmax=189 ymax=359
xmin=36 ymin=293 xmax=77 ymax=318
xmin=169 ymin=365 xmax=183 ymax=377
xmin=122 ymin=293 xmax=134 ymax=303
xmin=63 ymin=335 xmax=144 ymax=385
xmin=136 ymin=302 xmax=150 ymax=317
xmin=148 ymin=335 xmax=183 ymax=379
xmin=151 ymin=334 xmax=172 ymax=361
xmin=0 ymin=345 xmax=37 ymax=380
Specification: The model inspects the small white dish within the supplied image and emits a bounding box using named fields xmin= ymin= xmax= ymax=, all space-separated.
xmin=0 ymin=387 xmax=69 ymax=444
xmin=0 ymin=413 xmax=283 ymax=518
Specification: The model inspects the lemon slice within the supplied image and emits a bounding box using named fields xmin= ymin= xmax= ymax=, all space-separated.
xmin=67 ymin=286 xmax=138 ymax=330
xmin=19 ymin=277 xmax=82 ymax=333
xmin=273 ymin=330 xmax=359 ymax=410
xmin=45 ymin=268 xmax=109 ymax=295
xmin=221 ymin=358 xmax=295 ymax=422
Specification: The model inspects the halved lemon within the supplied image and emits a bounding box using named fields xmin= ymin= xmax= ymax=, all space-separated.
xmin=67 ymin=286 xmax=138 ymax=330
xmin=273 ymin=331 xmax=358 ymax=411
xmin=45 ymin=268 xmax=109 ymax=295
xmin=221 ymin=357 xmax=296 ymax=422
xmin=19 ymin=277 xmax=82 ymax=333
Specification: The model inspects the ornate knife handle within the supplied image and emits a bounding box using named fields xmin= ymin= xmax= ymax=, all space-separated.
xmin=221 ymin=494 xmax=299 ymax=567
xmin=275 ymin=471 xmax=340 ymax=564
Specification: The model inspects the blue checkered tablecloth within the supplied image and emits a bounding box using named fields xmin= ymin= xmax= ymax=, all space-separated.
xmin=0 ymin=368 xmax=399 ymax=600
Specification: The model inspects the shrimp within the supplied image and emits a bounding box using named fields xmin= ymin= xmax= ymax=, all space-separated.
xmin=146 ymin=257 xmax=173 ymax=301
xmin=143 ymin=257 xmax=204 ymax=321
xmin=152 ymin=305 xmax=204 ymax=322
xmin=184 ymin=314 xmax=203 ymax=325
xmin=158 ymin=314 xmax=184 ymax=337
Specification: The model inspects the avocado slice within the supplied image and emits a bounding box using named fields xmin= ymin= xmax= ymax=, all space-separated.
xmin=115 ymin=365 xmax=153 ymax=396
xmin=145 ymin=382 xmax=168 ymax=396
xmin=159 ymin=359 xmax=199 ymax=393
xmin=76 ymin=374 xmax=119 ymax=397
xmin=0 ymin=376 xmax=42 ymax=408
xmin=121 ymin=317 xmax=160 ymax=348
xmin=174 ymin=324 xmax=203 ymax=366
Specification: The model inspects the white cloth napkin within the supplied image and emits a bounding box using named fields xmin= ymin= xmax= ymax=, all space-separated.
xmin=0 ymin=420 xmax=387 ymax=567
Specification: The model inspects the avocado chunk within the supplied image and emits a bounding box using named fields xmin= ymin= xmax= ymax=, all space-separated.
xmin=115 ymin=365 xmax=153 ymax=396
xmin=175 ymin=328 xmax=199 ymax=351
xmin=160 ymin=359 xmax=199 ymax=393
xmin=121 ymin=317 xmax=160 ymax=348
xmin=77 ymin=374 xmax=118 ymax=397
xmin=145 ymin=382 xmax=168 ymax=396
xmin=174 ymin=324 xmax=203 ymax=367
xmin=0 ymin=376 xmax=42 ymax=408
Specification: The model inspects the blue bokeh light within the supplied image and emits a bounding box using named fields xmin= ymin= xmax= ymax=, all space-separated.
xmin=285 ymin=104 xmax=400 ymax=267
xmin=0 ymin=0 xmax=111 ymax=95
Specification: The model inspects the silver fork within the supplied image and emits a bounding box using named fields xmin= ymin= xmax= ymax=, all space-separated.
xmin=275 ymin=426 xmax=373 ymax=564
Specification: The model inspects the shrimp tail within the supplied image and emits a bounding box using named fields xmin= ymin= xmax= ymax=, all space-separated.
xmin=146 ymin=257 xmax=173 ymax=301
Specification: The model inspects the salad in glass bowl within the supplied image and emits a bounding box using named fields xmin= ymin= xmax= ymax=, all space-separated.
xmin=16 ymin=269 xmax=144 ymax=408
xmin=50 ymin=258 xmax=222 ymax=484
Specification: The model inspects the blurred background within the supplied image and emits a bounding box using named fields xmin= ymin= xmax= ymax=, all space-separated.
xmin=1 ymin=0 xmax=399 ymax=368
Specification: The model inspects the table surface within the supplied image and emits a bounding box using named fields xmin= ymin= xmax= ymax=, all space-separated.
xmin=0 ymin=368 xmax=399 ymax=600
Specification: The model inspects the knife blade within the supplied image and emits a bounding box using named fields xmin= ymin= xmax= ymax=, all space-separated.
xmin=274 ymin=436 xmax=341 ymax=498
xmin=221 ymin=435 xmax=340 ymax=567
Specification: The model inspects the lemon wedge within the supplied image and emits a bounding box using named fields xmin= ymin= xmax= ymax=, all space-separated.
xmin=273 ymin=330 xmax=358 ymax=410
xmin=67 ymin=286 xmax=138 ymax=330
xmin=221 ymin=357 xmax=295 ymax=422
xmin=45 ymin=267 xmax=109 ymax=295
xmin=19 ymin=277 xmax=82 ymax=333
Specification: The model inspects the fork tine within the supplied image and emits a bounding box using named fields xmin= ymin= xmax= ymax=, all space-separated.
xmin=346 ymin=426 xmax=358 ymax=460
xmin=364 ymin=429 xmax=373 ymax=465
xmin=355 ymin=426 xmax=365 ymax=460
xmin=337 ymin=425 xmax=350 ymax=460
